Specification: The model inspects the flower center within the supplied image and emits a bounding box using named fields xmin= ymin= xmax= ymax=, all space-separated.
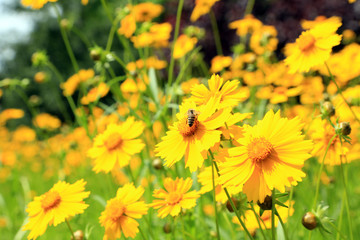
xmin=247 ymin=137 xmax=274 ymax=163
xmin=166 ymin=192 xmax=182 ymax=205
xmin=41 ymin=191 xmax=61 ymax=212
xmin=178 ymin=118 xmax=199 ymax=137
xmin=108 ymin=200 xmax=126 ymax=222
xmin=104 ymin=133 xmax=123 ymax=151
xmin=298 ymin=32 xmax=316 ymax=52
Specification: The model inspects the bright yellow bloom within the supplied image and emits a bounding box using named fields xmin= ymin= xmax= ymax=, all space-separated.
xmin=0 ymin=109 xmax=24 ymax=124
xmin=21 ymin=0 xmax=57 ymax=9
xmin=12 ymin=126 xmax=36 ymax=142
xmin=88 ymin=117 xmax=145 ymax=173
xmin=219 ymin=110 xmax=313 ymax=203
xmin=210 ymin=56 xmax=233 ymax=73
xmin=100 ymin=184 xmax=148 ymax=239
xmin=189 ymin=74 xmax=249 ymax=109
xmin=131 ymin=23 xmax=172 ymax=48
xmin=33 ymin=113 xmax=61 ymax=130
xmin=250 ymin=25 xmax=278 ymax=55
xmin=23 ymin=180 xmax=90 ymax=240
xmin=34 ymin=71 xmax=47 ymax=83
xmin=81 ymin=0 xmax=88 ymax=5
xmin=118 ymin=14 xmax=136 ymax=38
xmin=156 ymin=98 xmax=231 ymax=172
xmin=301 ymin=16 xmax=341 ymax=30
xmin=173 ymin=34 xmax=198 ymax=59
xmin=190 ymin=0 xmax=220 ymax=22
xmin=181 ymin=78 xmax=200 ymax=94
xmin=229 ymin=15 xmax=263 ymax=37
xmin=233 ymin=201 xmax=294 ymax=234
xmin=131 ymin=2 xmax=163 ymax=22
xmin=150 ymin=177 xmax=199 ymax=218
xmin=81 ymin=82 xmax=110 ymax=105
xmin=62 ymin=69 xmax=95 ymax=96
xmin=284 ymin=19 xmax=342 ymax=73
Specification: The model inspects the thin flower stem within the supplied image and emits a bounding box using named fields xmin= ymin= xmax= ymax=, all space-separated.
xmin=325 ymin=62 xmax=360 ymax=123
xmin=100 ymin=0 xmax=113 ymax=22
xmin=209 ymin=152 xmax=254 ymax=240
xmin=329 ymin=221 xmax=347 ymax=240
xmin=210 ymin=10 xmax=223 ymax=56
xmin=336 ymin=192 xmax=345 ymax=240
xmin=250 ymin=203 xmax=268 ymax=240
xmin=312 ymin=134 xmax=337 ymax=209
xmin=167 ymin=0 xmax=184 ymax=88
xmin=271 ymin=189 xmax=276 ymax=240
xmin=65 ymin=218 xmax=76 ymax=239
xmin=245 ymin=0 xmax=255 ymax=15
xmin=126 ymin=165 xmax=136 ymax=184
xmin=339 ymin=138 xmax=353 ymax=240
xmin=211 ymin=160 xmax=221 ymax=240
xmin=105 ymin=16 xmax=119 ymax=52
xmin=287 ymin=186 xmax=294 ymax=230
xmin=138 ymin=225 xmax=148 ymax=240
xmin=276 ymin=209 xmax=289 ymax=240
xmin=52 ymin=4 xmax=79 ymax=73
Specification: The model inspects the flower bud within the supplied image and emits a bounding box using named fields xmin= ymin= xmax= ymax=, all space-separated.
xmin=163 ymin=222 xmax=172 ymax=234
xmin=71 ymin=230 xmax=84 ymax=240
xmin=321 ymin=101 xmax=335 ymax=117
xmin=32 ymin=51 xmax=49 ymax=67
xmin=257 ymin=195 xmax=272 ymax=210
xmin=302 ymin=212 xmax=317 ymax=230
xmin=90 ymin=49 xmax=101 ymax=61
xmin=226 ymin=197 xmax=239 ymax=213
xmin=152 ymin=158 xmax=163 ymax=170
xmin=339 ymin=122 xmax=351 ymax=136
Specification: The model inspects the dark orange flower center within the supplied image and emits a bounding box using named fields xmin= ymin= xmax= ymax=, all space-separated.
xmin=166 ymin=192 xmax=182 ymax=205
xmin=178 ymin=118 xmax=199 ymax=137
xmin=247 ymin=137 xmax=274 ymax=163
xmin=298 ymin=33 xmax=316 ymax=51
xmin=104 ymin=133 xmax=123 ymax=151
xmin=108 ymin=200 xmax=126 ymax=222
xmin=41 ymin=191 xmax=61 ymax=212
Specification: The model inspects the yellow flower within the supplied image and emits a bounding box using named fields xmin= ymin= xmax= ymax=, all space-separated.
xmin=34 ymin=71 xmax=47 ymax=83
xmin=131 ymin=23 xmax=172 ymax=48
xmin=33 ymin=113 xmax=61 ymax=130
xmin=81 ymin=82 xmax=110 ymax=105
xmin=131 ymin=2 xmax=163 ymax=22
xmin=173 ymin=34 xmax=198 ymax=59
xmin=156 ymin=98 xmax=231 ymax=172
xmin=210 ymin=56 xmax=233 ymax=73
xmin=62 ymin=69 xmax=95 ymax=96
xmin=190 ymin=0 xmax=220 ymax=22
xmin=219 ymin=110 xmax=313 ymax=203
xmin=189 ymin=74 xmax=249 ymax=109
xmin=21 ymin=0 xmax=57 ymax=9
xmin=181 ymin=78 xmax=200 ymax=94
xmin=22 ymin=179 xmax=90 ymax=240
xmin=284 ymin=19 xmax=342 ymax=73
xmin=229 ymin=15 xmax=263 ymax=37
xmin=81 ymin=0 xmax=88 ymax=5
xmin=150 ymin=177 xmax=199 ymax=218
xmin=250 ymin=25 xmax=278 ymax=55
xmin=88 ymin=117 xmax=145 ymax=173
xmin=12 ymin=126 xmax=36 ymax=142
xmin=301 ymin=16 xmax=341 ymax=30
xmin=0 ymin=109 xmax=24 ymax=124
xmin=118 ymin=14 xmax=136 ymax=38
xmin=100 ymin=184 xmax=148 ymax=239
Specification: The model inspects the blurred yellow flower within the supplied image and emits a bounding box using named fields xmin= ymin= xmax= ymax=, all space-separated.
xmin=301 ymin=16 xmax=341 ymax=30
xmin=118 ymin=14 xmax=136 ymax=38
xmin=81 ymin=82 xmax=110 ymax=105
xmin=173 ymin=34 xmax=198 ymax=59
xmin=100 ymin=184 xmax=148 ymax=239
xmin=88 ymin=117 xmax=145 ymax=173
xmin=21 ymin=0 xmax=57 ymax=9
xmin=181 ymin=78 xmax=200 ymax=94
xmin=12 ymin=126 xmax=36 ymax=142
xmin=210 ymin=56 xmax=232 ymax=73
xmin=219 ymin=110 xmax=313 ymax=203
xmin=62 ymin=69 xmax=95 ymax=96
xmin=150 ymin=177 xmax=199 ymax=218
xmin=22 ymin=179 xmax=90 ymax=240
xmin=0 ymin=109 xmax=24 ymax=124
xmin=131 ymin=2 xmax=163 ymax=22
xmin=284 ymin=19 xmax=342 ymax=73
xmin=229 ymin=15 xmax=263 ymax=37
xmin=33 ymin=113 xmax=61 ymax=130
xmin=34 ymin=71 xmax=47 ymax=83
xmin=190 ymin=0 xmax=220 ymax=22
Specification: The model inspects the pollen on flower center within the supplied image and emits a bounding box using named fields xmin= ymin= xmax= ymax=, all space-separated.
xmin=178 ymin=118 xmax=199 ymax=137
xmin=104 ymin=133 xmax=123 ymax=151
xmin=41 ymin=191 xmax=61 ymax=212
xmin=247 ymin=137 xmax=274 ymax=163
xmin=109 ymin=200 xmax=126 ymax=222
xmin=298 ymin=32 xmax=316 ymax=51
xmin=166 ymin=192 xmax=182 ymax=205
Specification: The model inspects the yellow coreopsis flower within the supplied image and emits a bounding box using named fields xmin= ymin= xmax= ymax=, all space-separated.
xmin=229 ymin=14 xmax=263 ymax=37
xmin=189 ymin=74 xmax=249 ymax=109
xmin=190 ymin=0 xmax=220 ymax=22
xmin=21 ymin=0 xmax=57 ymax=9
xmin=173 ymin=34 xmax=198 ymax=59
xmin=118 ymin=14 xmax=136 ymax=38
xmin=150 ymin=177 xmax=199 ymax=218
xmin=131 ymin=2 xmax=163 ymax=22
xmin=88 ymin=117 xmax=145 ymax=173
xmin=33 ymin=113 xmax=61 ymax=130
xmin=80 ymin=82 xmax=110 ymax=105
xmin=210 ymin=56 xmax=233 ymax=73
xmin=100 ymin=184 xmax=148 ymax=239
xmin=22 ymin=179 xmax=90 ymax=240
xmin=155 ymin=97 xmax=231 ymax=172
xmin=219 ymin=110 xmax=313 ymax=203
xmin=284 ymin=19 xmax=342 ymax=73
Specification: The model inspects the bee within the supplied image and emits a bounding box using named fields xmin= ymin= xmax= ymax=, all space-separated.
xmin=186 ymin=109 xmax=200 ymax=127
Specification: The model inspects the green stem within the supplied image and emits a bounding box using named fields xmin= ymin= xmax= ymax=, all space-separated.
xmin=52 ymin=4 xmax=79 ymax=73
xmin=336 ymin=191 xmax=345 ymax=240
xmin=105 ymin=16 xmax=119 ymax=52
xmin=276 ymin=209 xmax=289 ymax=240
xmin=100 ymin=0 xmax=113 ymax=22
xmin=211 ymin=160 xmax=221 ymax=240
xmin=312 ymin=134 xmax=337 ymax=209
xmin=339 ymin=138 xmax=353 ymax=240
xmin=167 ymin=0 xmax=184 ymax=88
xmin=209 ymin=10 xmax=223 ymax=56
xmin=271 ymin=189 xmax=276 ymax=240
xmin=325 ymin=62 xmax=359 ymax=123
xmin=245 ymin=0 xmax=255 ymax=15
xmin=250 ymin=203 xmax=268 ymax=240
xmin=65 ymin=218 xmax=76 ymax=239
xmin=138 ymin=225 xmax=148 ymax=240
